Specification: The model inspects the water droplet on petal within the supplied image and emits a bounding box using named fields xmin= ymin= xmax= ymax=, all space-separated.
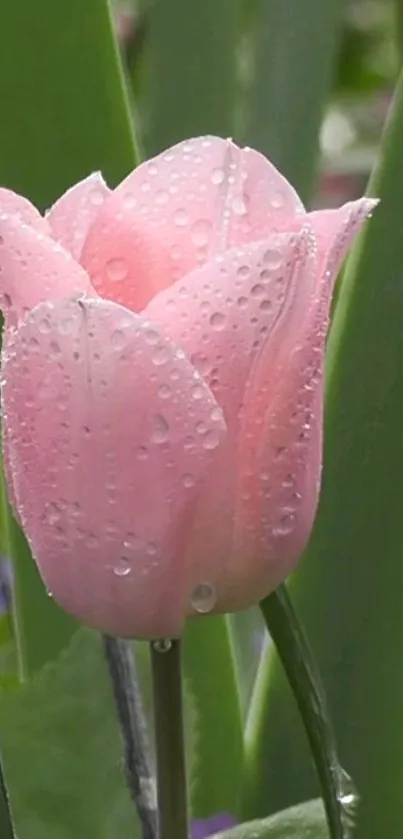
xmin=191 ymin=219 xmax=212 ymax=247
xmin=182 ymin=473 xmax=196 ymax=488
xmin=271 ymin=513 xmax=295 ymax=537
xmin=211 ymin=168 xmax=225 ymax=185
xmin=237 ymin=265 xmax=250 ymax=279
xmin=44 ymin=501 xmax=61 ymax=525
xmin=106 ymin=258 xmax=128 ymax=282
xmin=263 ymin=248 xmax=283 ymax=270
xmin=173 ymin=208 xmax=188 ymax=227
xmin=270 ymin=190 xmax=285 ymax=209
xmin=158 ymin=383 xmax=172 ymax=399
xmin=251 ymin=283 xmax=265 ymax=299
xmin=151 ymin=414 xmax=169 ymax=444
xmin=191 ymin=383 xmax=205 ymax=400
xmin=155 ymin=190 xmax=169 ymax=205
xmin=113 ymin=558 xmax=131 ymax=577
xmin=209 ymin=311 xmax=225 ymax=330
xmin=202 ymin=428 xmax=221 ymax=450
xmin=122 ymin=193 xmax=137 ymax=210
xmin=111 ymin=329 xmax=127 ymax=350
xmin=232 ymin=196 xmax=247 ymax=215
xmin=191 ymin=582 xmax=216 ymax=613
xmin=136 ymin=445 xmax=148 ymax=460
xmin=152 ymin=345 xmax=170 ymax=366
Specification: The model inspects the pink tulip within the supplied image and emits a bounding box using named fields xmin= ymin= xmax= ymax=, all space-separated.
xmin=0 ymin=137 xmax=376 ymax=638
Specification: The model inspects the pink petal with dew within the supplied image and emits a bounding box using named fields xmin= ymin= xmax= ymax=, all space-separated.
xmin=146 ymin=228 xmax=316 ymax=614
xmin=215 ymin=198 xmax=378 ymax=611
xmin=46 ymin=172 xmax=111 ymax=261
xmin=0 ymin=214 xmax=93 ymax=328
xmin=2 ymin=297 xmax=226 ymax=638
xmin=80 ymin=136 xmax=305 ymax=312
xmin=0 ymin=188 xmax=49 ymax=234
xmin=308 ymin=197 xmax=378 ymax=282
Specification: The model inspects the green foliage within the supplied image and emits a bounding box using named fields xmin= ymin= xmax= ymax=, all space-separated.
xmin=213 ymin=800 xmax=328 ymax=839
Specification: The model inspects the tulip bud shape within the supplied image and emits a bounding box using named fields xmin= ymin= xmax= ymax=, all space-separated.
xmin=0 ymin=138 xmax=376 ymax=638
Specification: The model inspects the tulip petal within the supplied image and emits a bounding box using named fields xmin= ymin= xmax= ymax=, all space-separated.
xmin=80 ymin=136 xmax=305 ymax=312
xmin=145 ymin=229 xmax=312 ymax=423
xmin=0 ymin=214 xmax=93 ymax=328
xmin=46 ymin=172 xmax=111 ymax=260
xmin=0 ymin=188 xmax=49 ymax=233
xmin=2 ymin=297 xmax=226 ymax=638
xmin=308 ymin=197 xmax=378 ymax=284
xmin=146 ymin=228 xmax=317 ymax=614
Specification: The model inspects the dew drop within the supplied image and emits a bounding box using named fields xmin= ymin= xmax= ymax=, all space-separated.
xmin=191 ymin=219 xmax=211 ymax=247
xmin=251 ymin=283 xmax=265 ymax=299
xmin=44 ymin=501 xmax=61 ymax=525
xmin=263 ymin=248 xmax=283 ymax=270
xmin=271 ymin=513 xmax=295 ymax=537
xmin=152 ymin=345 xmax=170 ymax=366
xmin=123 ymin=193 xmax=137 ymax=210
xmin=202 ymin=428 xmax=221 ymax=450
xmin=191 ymin=383 xmax=205 ymax=400
xmin=89 ymin=188 xmax=105 ymax=206
xmin=111 ymin=329 xmax=127 ymax=350
xmin=144 ymin=328 xmax=160 ymax=345
xmin=191 ymin=582 xmax=216 ymax=613
xmin=113 ymin=558 xmax=131 ymax=577
xmin=153 ymin=639 xmax=172 ymax=653
xmin=155 ymin=189 xmax=169 ymax=205
xmin=173 ymin=208 xmax=188 ymax=227
xmin=151 ymin=413 xmax=169 ymax=444
xmin=237 ymin=296 xmax=248 ymax=309
xmin=237 ymin=264 xmax=250 ymax=279
xmin=232 ymin=196 xmax=247 ymax=215
xmin=123 ymin=532 xmax=141 ymax=551
xmin=158 ymin=383 xmax=172 ymax=399
xmin=182 ymin=473 xmax=196 ymax=488
xmin=260 ymin=299 xmax=272 ymax=312
xmin=106 ymin=257 xmax=128 ymax=282
xmin=209 ymin=311 xmax=225 ymax=330
xmin=38 ymin=317 xmax=51 ymax=334
xmin=136 ymin=445 xmax=148 ymax=460
xmin=211 ymin=168 xmax=225 ymax=185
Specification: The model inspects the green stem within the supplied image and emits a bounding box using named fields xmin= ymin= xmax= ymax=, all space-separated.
xmin=0 ymin=749 xmax=16 ymax=839
xmin=245 ymin=586 xmax=348 ymax=839
xmin=103 ymin=636 xmax=157 ymax=839
xmin=151 ymin=640 xmax=188 ymax=839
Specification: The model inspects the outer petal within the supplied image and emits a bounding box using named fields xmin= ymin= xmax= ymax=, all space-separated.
xmin=146 ymin=228 xmax=316 ymax=612
xmin=213 ymin=199 xmax=377 ymax=611
xmin=0 ymin=214 xmax=93 ymax=328
xmin=308 ymin=197 xmax=378 ymax=283
xmin=2 ymin=297 xmax=226 ymax=638
xmin=0 ymin=188 xmax=49 ymax=233
xmin=46 ymin=173 xmax=111 ymax=261
xmin=80 ymin=136 xmax=305 ymax=312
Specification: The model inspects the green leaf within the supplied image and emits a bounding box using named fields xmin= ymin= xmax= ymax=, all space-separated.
xmin=142 ymin=0 xmax=243 ymax=155
xmin=0 ymin=628 xmax=140 ymax=839
xmin=240 ymin=69 xmax=403 ymax=838
xmin=0 ymin=0 xmax=138 ymax=208
xmin=0 ymin=0 xmax=140 ymax=677
xmin=244 ymin=0 xmax=342 ymax=201
xmin=183 ymin=616 xmax=244 ymax=818
xmin=213 ymin=799 xmax=328 ymax=839
xmin=245 ymin=587 xmax=347 ymax=839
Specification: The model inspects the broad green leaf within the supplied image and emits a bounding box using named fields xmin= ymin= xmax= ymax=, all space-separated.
xmin=142 ymin=0 xmax=243 ymax=155
xmin=241 ymin=69 xmax=403 ymax=838
xmin=213 ymin=799 xmax=328 ymax=839
xmin=183 ymin=617 xmax=244 ymax=818
xmin=245 ymin=0 xmax=342 ymax=201
xmin=0 ymin=628 xmax=140 ymax=839
xmin=0 ymin=0 xmax=139 ymax=677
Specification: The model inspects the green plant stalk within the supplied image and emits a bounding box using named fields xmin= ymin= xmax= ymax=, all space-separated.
xmin=245 ymin=587 xmax=346 ymax=839
xmin=0 ymin=750 xmax=15 ymax=839
xmin=245 ymin=0 xmax=342 ymax=202
xmin=143 ymin=0 xmax=243 ymax=155
xmin=103 ymin=636 xmax=157 ymax=839
xmin=240 ymin=68 xmax=403 ymax=838
xmin=183 ymin=616 xmax=244 ymax=817
xmin=151 ymin=641 xmax=188 ymax=839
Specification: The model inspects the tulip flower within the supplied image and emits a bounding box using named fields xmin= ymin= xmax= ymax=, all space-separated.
xmin=0 ymin=137 xmax=375 ymax=639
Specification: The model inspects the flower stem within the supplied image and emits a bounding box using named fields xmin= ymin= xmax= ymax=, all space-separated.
xmin=102 ymin=635 xmax=157 ymax=839
xmin=150 ymin=639 xmax=188 ymax=839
